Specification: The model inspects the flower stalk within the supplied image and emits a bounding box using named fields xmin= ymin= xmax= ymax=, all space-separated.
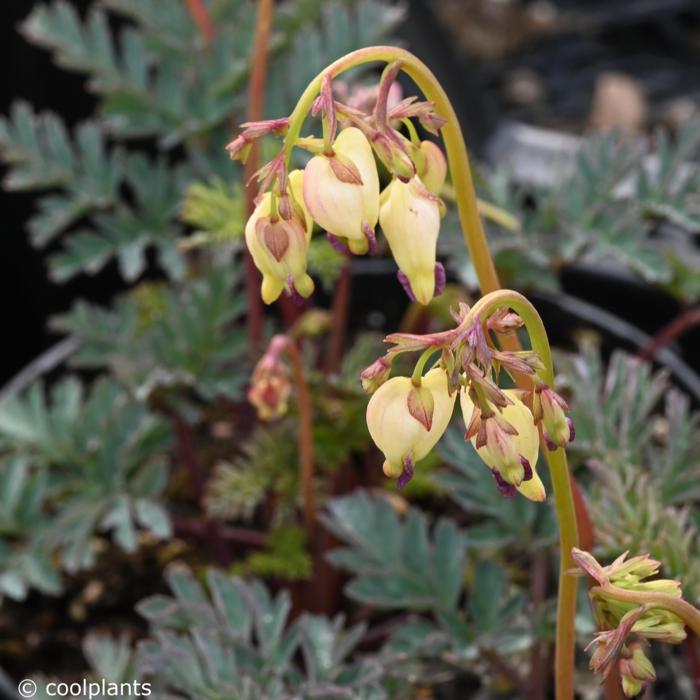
xmin=243 ymin=0 xmax=275 ymax=345
xmin=232 ymin=45 xmax=581 ymax=699
xmin=248 ymin=335 xmax=316 ymax=533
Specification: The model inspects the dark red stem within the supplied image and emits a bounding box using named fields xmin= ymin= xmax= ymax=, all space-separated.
xmin=684 ymin=634 xmax=700 ymax=699
xmin=174 ymin=416 xmax=205 ymax=505
xmin=637 ymin=306 xmax=700 ymax=362
xmin=186 ymin=0 xmax=215 ymax=45
xmin=173 ymin=515 xmax=268 ymax=548
xmin=243 ymin=0 xmax=276 ymax=346
xmin=527 ymin=551 xmax=549 ymax=700
xmin=325 ymin=263 xmax=352 ymax=373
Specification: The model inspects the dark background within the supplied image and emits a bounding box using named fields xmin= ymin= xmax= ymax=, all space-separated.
xmin=3 ymin=0 xmax=700 ymax=386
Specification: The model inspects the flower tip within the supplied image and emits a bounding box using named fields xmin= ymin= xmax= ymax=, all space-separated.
xmin=348 ymin=237 xmax=369 ymax=255
xmin=411 ymin=272 xmax=436 ymax=306
xmin=261 ymin=276 xmax=284 ymax=304
xmin=516 ymin=471 xmax=546 ymax=502
xmin=382 ymin=459 xmax=402 ymax=479
xmin=294 ymin=274 xmax=315 ymax=299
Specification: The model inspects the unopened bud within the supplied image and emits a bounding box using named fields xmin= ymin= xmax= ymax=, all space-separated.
xmin=620 ymin=642 xmax=655 ymax=682
xmin=417 ymin=140 xmax=447 ymax=195
xmin=248 ymin=336 xmax=291 ymax=420
xmin=487 ymin=308 xmax=524 ymax=334
xmin=371 ymin=131 xmax=416 ymax=180
xmin=532 ymin=385 xmax=574 ymax=450
xmin=360 ymin=356 xmax=393 ymax=394
xmin=460 ymin=389 xmax=545 ymax=501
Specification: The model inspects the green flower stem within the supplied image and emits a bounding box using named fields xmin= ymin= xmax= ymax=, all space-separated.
xmin=285 ymin=50 xmax=579 ymax=699
xmin=411 ymin=347 xmax=438 ymax=386
xmin=464 ymin=290 xmax=580 ymax=700
xmin=590 ymin=585 xmax=700 ymax=637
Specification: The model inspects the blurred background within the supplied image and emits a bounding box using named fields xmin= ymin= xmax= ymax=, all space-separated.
xmin=4 ymin=0 xmax=700 ymax=386
xmin=2 ymin=2 xmax=700 ymax=699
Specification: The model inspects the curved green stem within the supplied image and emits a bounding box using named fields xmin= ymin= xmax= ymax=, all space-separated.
xmin=411 ymin=347 xmax=438 ymax=386
xmin=464 ymin=290 xmax=580 ymax=700
xmin=284 ymin=49 xmax=579 ymax=699
xmin=283 ymin=46 xmax=501 ymax=295
xmin=591 ymin=585 xmax=700 ymax=637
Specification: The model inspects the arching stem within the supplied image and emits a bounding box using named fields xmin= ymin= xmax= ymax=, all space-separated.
xmin=411 ymin=347 xmax=438 ymax=386
xmin=283 ymin=46 xmax=500 ymax=295
xmin=590 ymin=585 xmax=700 ymax=637
xmin=462 ymin=290 xmax=580 ymax=700
xmin=284 ymin=48 xmax=580 ymax=699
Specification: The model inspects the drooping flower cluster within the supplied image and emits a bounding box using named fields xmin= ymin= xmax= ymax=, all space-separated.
xmin=362 ymin=301 xmax=574 ymax=497
xmin=227 ymin=63 xmax=449 ymax=305
xmin=572 ymin=548 xmax=687 ymax=697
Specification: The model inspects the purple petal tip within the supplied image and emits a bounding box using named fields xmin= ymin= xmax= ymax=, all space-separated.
xmin=434 ymin=262 xmax=446 ymax=296
xmin=544 ymin=433 xmax=557 ymax=451
xmin=397 ymin=458 xmax=414 ymax=490
xmin=567 ymin=418 xmax=575 ymax=443
xmin=397 ymin=271 xmax=416 ymax=302
xmin=362 ymin=223 xmax=377 ymax=256
xmin=326 ymin=232 xmax=349 ymax=254
xmin=520 ymin=456 xmax=533 ymax=481
xmin=286 ymin=274 xmax=306 ymax=307
xmin=492 ymin=469 xmax=517 ymax=498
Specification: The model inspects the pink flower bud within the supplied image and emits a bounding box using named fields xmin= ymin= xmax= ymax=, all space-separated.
xmin=245 ymin=171 xmax=313 ymax=304
xmin=379 ymin=176 xmax=442 ymax=305
xmin=619 ymin=642 xmax=656 ymax=697
xmin=302 ymin=127 xmax=379 ymax=254
xmin=366 ymin=368 xmax=456 ymax=483
xmin=248 ymin=337 xmax=291 ymax=421
xmin=532 ymin=386 xmax=574 ymax=450
xmin=360 ymin=356 xmax=393 ymax=394
xmin=417 ymin=141 xmax=447 ymax=195
xmin=460 ymin=389 xmax=545 ymax=501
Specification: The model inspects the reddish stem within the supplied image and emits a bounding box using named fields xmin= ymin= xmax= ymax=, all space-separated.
xmin=243 ymin=0 xmax=276 ymax=346
xmin=480 ymin=648 xmax=527 ymax=690
xmin=637 ymin=306 xmax=700 ymax=362
xmin=684 ymin=634 xmax=700 ymax=699
xmin=570 ymin=474 xmax=595 ymax=551
xmin=172 ymin=419 xmax=232 ymax=564
xmin=527 ymin=551 xmax=549 ymax=700
xmin=325 ymin=263 xmax=352 ymax=373
xmin=186 ymin=0 xmax=215 ymax=45
xmin=173 ymin=515 xmax=268 ymax=548
xmin=174 ymin=416 xmax=205 ymax=505
xmin=284 ymin=341 xmax=317 ymax=533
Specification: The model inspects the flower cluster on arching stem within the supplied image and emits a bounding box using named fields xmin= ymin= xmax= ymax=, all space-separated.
xmin=572 ymin=548 xmax=687 ymax=698
xmin=363 ymin=303 xmax=574 ymax=495
xmin=227 ymin=62 xmax=449 ymax=306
